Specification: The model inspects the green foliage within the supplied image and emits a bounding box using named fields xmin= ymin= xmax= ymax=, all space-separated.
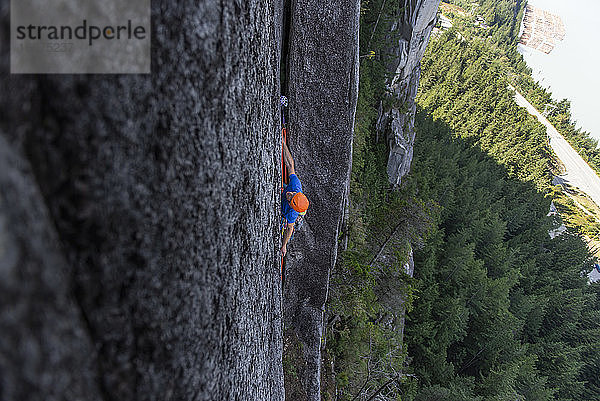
xmin=513 ymin=73 xmax=600 ymax=174
xmin=329 ymin=2 xmax=600 ymax=401
xmin=399 ymin=30 xmax=600 ymax=401
xmin=324 ymin=4 xmax=438 ymax=399
xmin=550 ymin=183 xmax=600 ymax=247
xmin=283 ymin=331 xmax=307 ymax=400
xmin=359 ymin=0 xmax=404 ymax=68
xmin=448 ymin=0 xmax=600 ymax=177
xmin=418 ymin=31 xmax=551 ymax=190
xmin=327 ymin=248 xmax=413 ymax=400
xmin=442 ymin=0 xmax=527 ymax=71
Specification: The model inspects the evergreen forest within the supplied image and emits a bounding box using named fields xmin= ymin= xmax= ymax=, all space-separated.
xmin=324 ymin=1 xmax=600 ymax=400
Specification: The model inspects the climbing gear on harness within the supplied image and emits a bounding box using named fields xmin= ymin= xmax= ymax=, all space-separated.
xmin=280 ymin=211 xmax=306 ymax=239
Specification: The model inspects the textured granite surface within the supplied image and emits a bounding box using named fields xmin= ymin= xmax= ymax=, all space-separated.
xmin=0 ymin=135 xmax=103 ymax=401
xmin=378 ymin=0 xmax=441 ymax=186
xmin=0 ymin=1 xmax=284 ymax=399
xmin=283 ymin=1 xmax=360 ymax=399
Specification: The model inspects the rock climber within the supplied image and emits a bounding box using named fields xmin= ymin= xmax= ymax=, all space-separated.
xmin=281 ymin=141 xmax=309 ymax=257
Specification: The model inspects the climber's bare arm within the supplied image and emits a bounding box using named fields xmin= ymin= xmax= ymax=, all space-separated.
xmin=282 ymin=142 xmax=296 ymax=175
xmin=281 ymin=222 xmax=295 ymax=256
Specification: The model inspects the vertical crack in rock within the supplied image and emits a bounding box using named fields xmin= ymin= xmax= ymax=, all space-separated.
xmin=283 ymin=0 xmax=360 ymax=399
xmin=377 ymin=0 xmax=440 ymax=186
xmin=278 ymin=0 xmax=292 ymax=95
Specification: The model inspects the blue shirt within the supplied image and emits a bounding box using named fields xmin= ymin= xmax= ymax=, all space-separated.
xmin=281 ymin=174 xmax=303 ymax=224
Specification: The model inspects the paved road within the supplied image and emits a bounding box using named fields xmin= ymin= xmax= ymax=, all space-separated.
xmin=512 ymin=88 xmax=600 ymax=208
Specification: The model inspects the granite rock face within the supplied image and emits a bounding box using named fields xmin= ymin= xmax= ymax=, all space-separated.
xmin=377 ymin=0 xmax=440 ymax=186
xmin=283 ymin=1 xmax=360 ymax=400
xmin=0 ymin=135 xmax=102 ymax=401
xmin=0 ymin=1 xmax=284 ymax=400
xmin=1 ymin=0 xmax=438 ymax=399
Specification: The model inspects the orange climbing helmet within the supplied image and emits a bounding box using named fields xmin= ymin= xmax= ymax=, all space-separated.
xmin=291 ymin=193 xmax=309 ymax=213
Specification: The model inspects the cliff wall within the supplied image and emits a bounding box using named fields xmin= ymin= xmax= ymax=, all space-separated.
xmin=0 ymin=0 xmax=440 ymax=399
xmin=283 ymin=1 xmax=360 ymax=399
xmin=0 ymin=1 xmax=284 ymax=400
xmin=378 ymin=0 xmax=440 ymax=185
xmin=281 ymin=1 xmax=439 ymax=399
